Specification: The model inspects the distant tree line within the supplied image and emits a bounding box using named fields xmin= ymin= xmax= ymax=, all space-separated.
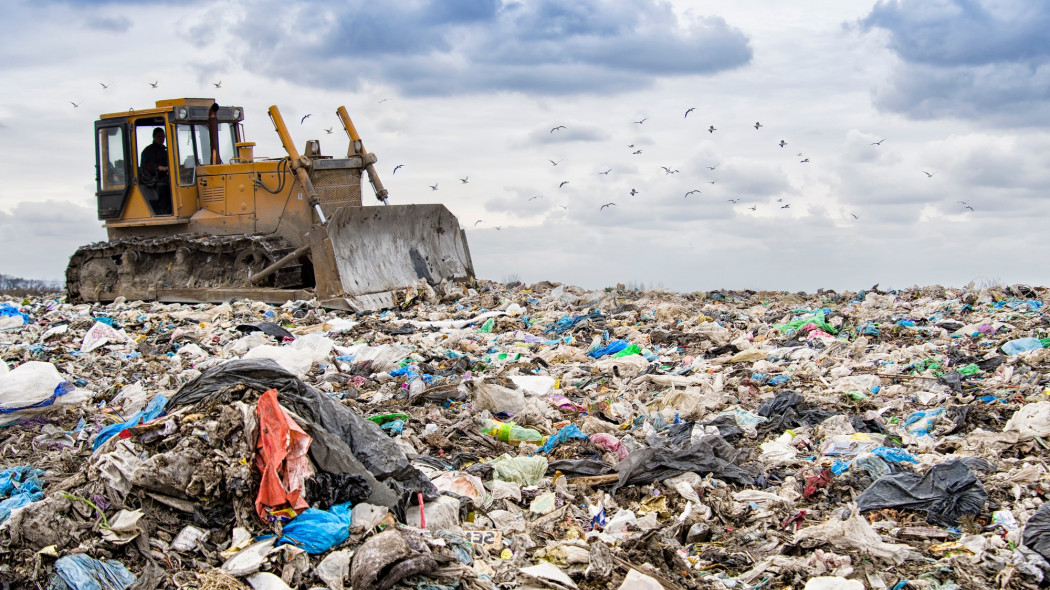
xmin=0 ymin=273 xmax=62 ymax=295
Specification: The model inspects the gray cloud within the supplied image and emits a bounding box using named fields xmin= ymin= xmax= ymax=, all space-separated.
xmin=860 ymin=1 xmax=1050 ymax=123
xmin=230 ymin=0 xmax=752 ymax=97
xmin=84 ymin=15 xmax=131 ymax=32
xmin=0 ymin=200 xmax=105 ymax=281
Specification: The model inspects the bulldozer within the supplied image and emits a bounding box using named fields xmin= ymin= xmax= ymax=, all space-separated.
xmin=68 ymin=98 xmax=474 ymax=310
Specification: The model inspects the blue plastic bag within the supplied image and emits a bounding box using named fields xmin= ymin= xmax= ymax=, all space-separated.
xmin=1002 ymin=337 xmax=1044 ymax=356
xmin=869 ymin=446 xmax=918 ymax=464
xmin=0 ymin=488 xmax=43 ymax=523
xmin=50 ymin=554 xmax=137 ymax=590
xmin=0 ymin=465 xmax=44 ymax=497
xmin=278 ymin=502 xmax=353 ymax=554
xmin=538 ymin=424 xmax=589 ymax=455
xmin=587 ymin=340 xmax=629 ymax=359
xmin=93 ymin=394 xmax=168 ymax=450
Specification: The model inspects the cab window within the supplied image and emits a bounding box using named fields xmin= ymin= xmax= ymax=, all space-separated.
xmin=97 ymin=127 xmax=127 ymax=192
xmin=175 ymin=124 xmax=197 ymax=186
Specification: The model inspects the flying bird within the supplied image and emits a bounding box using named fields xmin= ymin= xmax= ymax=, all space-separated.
xmin=474 ymin=220 xmax=483 ymax=226
xmin=460 ymin=176 xmax=469 ymax=184
xmin=707 ymin=164 xmax=719 ymax=171
xmin=629 ymin=188 xmax=639 ymax=196
xmin=392 ymin=164 xmax=404 ymax=174
xmin=965 ymin=205 xmax=974 ymax=212
xmin=850 ymin=213 xmax=859 ymax=219
xmin=684 ymin=107 xmax=695 ymax=118
xmin=99 ymin=82 xmax=109 ymax=89
xmin=727 ymin=199 xmax=739 ymax=203
xmin=708 ymin=125 xmax=717 ymax=133
xmin=660 ymin=166 xmax=675 ymax=175
xmin=429 ymin=183 xmax=439 ymax=191
xmin=300 ymin=114 xmax=311 ymax=124
xmin=550 ymin=126 xmax=566 ymax=134
xmin=755 ymin=122 xmax=763 ymax=130
xmin=749 ymin=205 xmax=757 ymax=211
xmin=923 ymin=171 xmax=935 ymax=177
xmin=493 ymin=226 xmax=502 ymax=230
xmin=600 ymin=203 xmax=616 ymax=210
xmin=149 ymin=81 xmax=158 ymax=88
xmin=548 ymin=159 xmax=559 ymax=166
xmin=634 ymin=118 xmax=647 ymax=125
xmin=781 ymin=204 xmax=790 ymax=209
xmin=707 ymin=180 xmax=717 ymax=185
xmin=324 ymin=127 xmax=333 ymax=134
xmin=800 ymin=158 xmax=810 ymax=163
xmin=598 ymin=169 xmax=612 ymax=175
xmin=871 ymin=139 xmax=886 ymax=146
xmin=559 ymin=181 xmax=569 ymax=188
xmin=684 ymin=190 xmax=701 ymax=197
xmin=70 ymin=101 xmax=79 ymax=108
xmin=528 ymin=195 xmax=542 ymax=201
xmin=632 ymin=150 xmax=642 ymax=155
xmin=779 ymin=140 xmax=787 ymax=147
xmin=213 ymin=81 xmax=222 ymax=88
xmin=627 ymin=144 xmax=635 ymax=148
xmin=378 ymin=98 xmax=391 ymax=103
xmin=559 ymin=205 xmax=567 ymax=210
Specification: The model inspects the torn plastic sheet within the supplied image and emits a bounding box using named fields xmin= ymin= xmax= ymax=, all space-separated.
xmin=278 ymin=502 xmax=353 ymax=554
xmin=167 ymin=359 xmax=436 ymax=517
xmin=255 ymin=388 xmax=312 ymax=521
xmin=856 ymin=459 xmax=989 ymax=526
xmin=50 ymin=554 xmax=137 ymax=590
xmin=93 ymin=394 xmax=168 ymax=451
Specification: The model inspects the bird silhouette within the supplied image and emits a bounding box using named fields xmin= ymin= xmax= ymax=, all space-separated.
xmin=923 ymin=171 xmax=935 ymax=177
xmin=800 ymin=158 xmax=810 ymax=163
xmin=559 ymin=181 xmax=569 ymax=188
xmin=629 ymin=188 xmax=639 ymax=196
xmin=634 ymin=118 xmax=647 ymax=125
xmin=493 ymin=226 xmax=502 ymax=230
xmin=707 ymin=180 xmax=717 ymax=185
xmin=632 ymin=150 xmax=642 ymax=155
xmin=378 ymin=98 xmax=390 ymax=103
xmin=749 ymin=205 xmax=757 ymax=211
xmin=550 ymin=126 xmax=566 ymax=134
xmin=460 ymin=176 xmax=469 ymax=184
xmin=598 ymin=169 xmax=612 ymax=175
xmin=528 ymin=196 xmax=542 ymax=201
xmin=707 ymin=164 xmax=719 ymax=171
xmin=684 ymin=107 xmax=695 ymax=118
xmin=660 ymin=166 xmax=674 ymax=174
xmin=392 ymin=164 xmax=404 ymax=174
xmin=548 ymin=159 xmax=559 ymax=166
xmin=776 ymin=198 xmax=783 ymax=202
xmin=149 ymin=81 xmax=158 ymax=88
xmin=324 ymin=127 xmax=333 ymax=134
xmin=99 ymin=82 xmax=109 ymax=89
xmin=300 ymin=114 xmax=311 ymax=124
xmin=871 ymin=139 xmax=885 ymax=146
xmin=474 ymin=220 xmax=483 ymax=226
xmin=708 ymin=125 xmax=717 ymax=133
xmin=600 ymin=202 xmax=616 ymax=210
xmin=850 ymin=213 xmax=859 ymax=219
xmin=684 ymin=190 xmax=701 ymax=197
xmin=627 ymin=144 xmax=635 ymax=148
xmin=781 ymin=204 xmax=790 ymax=209
xmin=213 ymin=81 xmax=222 ymax=88
xmin=965 ymin=205 xmax=974 ymax=212
xmin=958 ymin=201 xmax=968 ymax=205
xmin=429 ymin=183 xmax=439 ymax=191
xmin=559 ymin=205 xmax=568 ymax=210
xmin=755 ymin=122 xmax=763 ymax=130
xmin=70 ymin=101 xmax=79 ymax=108
xmin=779 ymin=140 xmax=787 ymax=147
xmin=727 ymin=199 xmax=740 ymax=203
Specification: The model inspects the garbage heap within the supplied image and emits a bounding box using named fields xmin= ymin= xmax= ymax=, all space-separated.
xmin=0 ymin=281 xmax=1049 ymax=590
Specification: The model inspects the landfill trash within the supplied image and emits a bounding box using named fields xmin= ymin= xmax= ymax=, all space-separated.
xmin=50 ymin=553 xmax=137 ymax=590
xmin=0 ymin=281 xmax=1047 ymax=588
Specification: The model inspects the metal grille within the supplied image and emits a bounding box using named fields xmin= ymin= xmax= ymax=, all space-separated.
xmin=311 ymin=167 xmax=362 ymax=218
xmin=200 ymin=185 xmax=224 ymax=203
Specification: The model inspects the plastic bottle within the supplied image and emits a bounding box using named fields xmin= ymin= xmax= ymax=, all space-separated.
xmin=480 ymin=419 xmax=546 ymax=445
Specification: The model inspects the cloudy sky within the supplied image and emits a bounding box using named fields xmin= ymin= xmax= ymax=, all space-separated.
xmin=1 ymin=0 xmax=1048 ymax=293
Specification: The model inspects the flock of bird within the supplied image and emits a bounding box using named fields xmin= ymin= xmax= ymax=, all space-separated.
xmin=69 ymin=84 xmax=972 ymax=224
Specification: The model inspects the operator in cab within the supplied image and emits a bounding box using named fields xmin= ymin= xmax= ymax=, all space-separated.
xmin=140 ymin=127 xmax=172 ymax=214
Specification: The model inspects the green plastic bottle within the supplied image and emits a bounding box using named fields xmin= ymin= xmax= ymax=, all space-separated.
xmin=481 ymin=419 xmax=546 ymax=445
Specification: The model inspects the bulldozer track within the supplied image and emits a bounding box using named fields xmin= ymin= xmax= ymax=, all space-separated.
xmin=66 ymin=234 xmax=304 ymax=302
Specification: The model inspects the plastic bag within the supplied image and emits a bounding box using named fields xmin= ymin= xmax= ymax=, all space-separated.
xmin=855 ymin=459 xmax=988 ymax=526
xmin=1004 ymin=402 xmax=1050 ymax=440
xmin=490 ymin=454 xmax=549 ymax=485
xmin=0 ymin=361 xmax=87 ymax=427
xmin=278 ymin=502 xmax=353 ymax=554
xmin=538 ymin=424 xmax=589 ymax=455
xmin=255 ymin=388 xmax=312 ymax=521
xmin=615 ymin=434 xmax=757 ymax=490
xmin=81 ymin=321 xmax=129 ymax=353
xmin=1022 ymin=502 xmax=1050 ymax=561
xmin=93 ymin=394 xmax=168 ymax=451
xmin=49 ymin=554 xmax=137 ymax=590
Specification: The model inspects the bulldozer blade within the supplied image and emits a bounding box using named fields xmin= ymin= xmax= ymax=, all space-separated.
xmin=319 ymin=204 xmax=474 ymax=310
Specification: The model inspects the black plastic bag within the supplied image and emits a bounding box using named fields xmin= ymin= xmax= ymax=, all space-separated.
xmin=757 ymin=390 xmax=837 ymax=433
xmin=1023 ymin=502 xmax=1050 ymax=562
xmin=305 ymin=473 xmax=372 ymax=510
xmin=235 ymin=321 xmax=294 ymax=340
xmin=614 ymin=434 xmax=756 ymax=490
xmin=547 ymin=459 xmax=616 ymax=477
xmin=856 ymin=459 xmax=988 ymax=526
